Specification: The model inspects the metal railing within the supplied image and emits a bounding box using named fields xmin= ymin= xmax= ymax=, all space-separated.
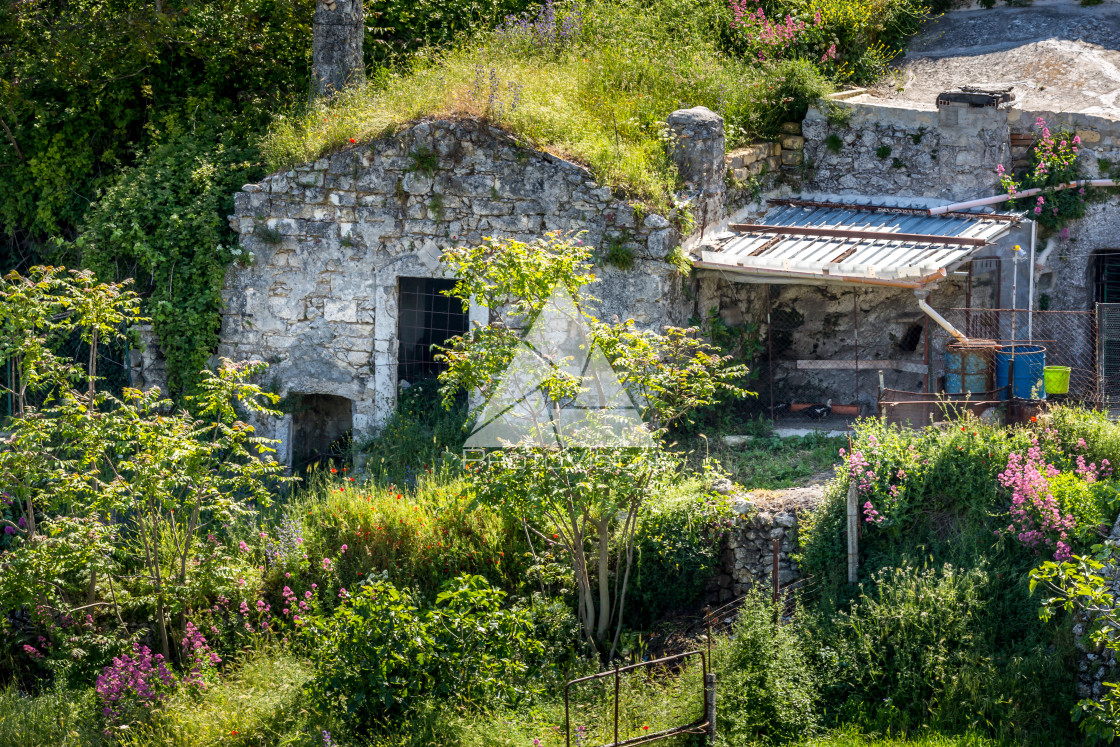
xmin=563 ymin=648 xmax=714 ymax=747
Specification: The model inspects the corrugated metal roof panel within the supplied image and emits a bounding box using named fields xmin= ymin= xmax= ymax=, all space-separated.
xmin=696 ymin=199 xmax=1018 ymax=288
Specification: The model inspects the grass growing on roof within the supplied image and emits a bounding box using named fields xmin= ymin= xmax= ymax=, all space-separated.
xmin=261 ymin=0 xmax=832 ymax=211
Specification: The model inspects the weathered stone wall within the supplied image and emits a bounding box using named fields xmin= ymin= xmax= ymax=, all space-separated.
xmin=801 ymin=96 xmax=1010 ymax=201
xmin=707 ymin=483 xmax=821 ymax=604
xmin=220 ymin=118 xmax=692 ymax=458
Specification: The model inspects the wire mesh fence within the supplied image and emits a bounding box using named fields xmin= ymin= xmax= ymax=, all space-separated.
xmin=1101 ymin=304 xmax=1120 ymax=405
xmin=925 ymin=308 xmax=1102 ymax=406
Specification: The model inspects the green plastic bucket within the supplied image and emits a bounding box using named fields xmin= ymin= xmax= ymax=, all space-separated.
xmin=1044 ymin=366 xmax=1071 ymax=395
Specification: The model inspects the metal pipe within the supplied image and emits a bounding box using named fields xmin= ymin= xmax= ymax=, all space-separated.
xmin=766 ymin=284 xmax=775 ymax=421
xmin=1028 ymin=220 xmax=1037 ymax=341
xmin=614 ymin=663 xmax=620 ymax=746
xmin=853 ymin=290 xmax=860 ymax=412
xmin=929 ymin=179 xmax=1120 ymax=216
xmin=916 ymin=291 xmax=969 ymax=344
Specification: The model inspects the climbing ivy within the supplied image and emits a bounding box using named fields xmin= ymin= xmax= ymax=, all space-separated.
xmin=77 ymin=119 xmax=261 ymax=395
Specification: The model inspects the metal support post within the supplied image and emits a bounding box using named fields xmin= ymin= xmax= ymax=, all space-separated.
xmin=847 ymin=480 xmax=859 ymax=584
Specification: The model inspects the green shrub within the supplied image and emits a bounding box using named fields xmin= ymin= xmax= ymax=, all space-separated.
xmin=520 ymin=593 xmax=591 ymax=677
xmin=77 ymin=122 xmax=261 ymax=394
xmin=821 ymin=563 xmax=1077 ymax=742
xmin=716 ymin=591 xmax=819 ymax=743
xmin=365 ymin=0 xmax=535 ymax=67
xmin=0 ymin=0 xmax=310 ymax=250
xmin=832 ymin=564 xmax=987 ymax=726
xmin=305 ymin=574 xmax=541 ymax=732
xmin=1048 ymin=405 xmax=1120 ymax=471
xmin=627 ymin=478 xmax=731 ymax=628
xmin=354 ymin=378 xmax=469 ymax=488
xmin=1050 ymin=472 xmax=1119 ymax=544
xmin=798 ymin=418 xmax=1083 ymax=743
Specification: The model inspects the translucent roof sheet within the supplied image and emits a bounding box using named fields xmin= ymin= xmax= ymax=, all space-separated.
xmin=696 ymin=199 xmax=1018 ymax=287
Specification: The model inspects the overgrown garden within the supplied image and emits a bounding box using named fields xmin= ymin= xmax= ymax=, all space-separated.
xmin=4 ymin=237 xmax=1120 ymax=746
xmin=9 ymin=0 xmax=1120 ymax=745
xmin=2 ymin=0 xmax=931 ymax=394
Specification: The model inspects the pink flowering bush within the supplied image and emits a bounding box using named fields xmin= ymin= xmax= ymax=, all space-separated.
xmin=998 ymin=442 xmax=1076 ymax=561
xmin=839 ymin=428 xmax=932 ymax=532
xmin=94 ymin=622 xmax=224 ymax=734
xmin=727 ymin=0 xmax=927 ymax=82
xmin=995 ymin=117 xmax=1086 ymax=231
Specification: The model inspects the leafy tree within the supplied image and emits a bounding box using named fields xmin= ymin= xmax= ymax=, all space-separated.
xmin=437 ymin=232 xmax=748 ymax=655
xmin=1033 ymin=545 xmax=1120 ymax=742
xmin=0 ymin=266 xmax=286 ymax=679
xmin=0 ymin=0 xmax=311 ymax=252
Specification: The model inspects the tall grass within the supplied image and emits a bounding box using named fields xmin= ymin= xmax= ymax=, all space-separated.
xmin=0 ymin=685 xmax=103 ymax=747
xmin=122 ymin=648 xmax=315 ymax=747
xmin=285 ymin=470 xmax=532 ymax=601
xmin=261 ymin=0 xmax=831 ymax=211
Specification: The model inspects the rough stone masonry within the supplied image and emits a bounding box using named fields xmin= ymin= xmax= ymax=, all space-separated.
xmin=219 ymin=117 xmax=709 ymax=462
xmin=707 ymin=478 xmax=821 ymax=603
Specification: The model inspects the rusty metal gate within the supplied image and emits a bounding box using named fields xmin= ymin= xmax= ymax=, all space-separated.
xmin=563 ymin=649 xmax=715 ymax=746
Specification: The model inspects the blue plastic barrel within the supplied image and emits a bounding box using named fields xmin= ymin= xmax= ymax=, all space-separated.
xmin=945 ymin=344 xmax=993 ymax=395
xmin=995 ymin=345 xmax=1046 ymax=400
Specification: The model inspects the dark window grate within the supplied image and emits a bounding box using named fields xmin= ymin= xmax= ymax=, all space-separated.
xmin=397 ymin=277 xmax=468 ymax=385
xmin=1096 ymin=251 xmax=1120 ymax=305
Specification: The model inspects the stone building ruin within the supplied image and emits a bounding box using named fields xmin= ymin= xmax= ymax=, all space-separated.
xmin=215 ymin=117 xmax=695 ymax=464
xmin=125 ymin=19 xmax=1120 ymax=464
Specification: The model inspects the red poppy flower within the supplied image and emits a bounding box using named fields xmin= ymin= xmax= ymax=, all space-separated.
xmin=349 ymin=138 xmax=357 ymax=143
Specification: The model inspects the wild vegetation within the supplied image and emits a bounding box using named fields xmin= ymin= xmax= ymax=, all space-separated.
xmin=2 ymin=0 xmax=931 ymax=392
xmin=3 ymin=257 xmax=1120 ymax=746
xmin=8 ymin=1 xmax=1118 ymax=746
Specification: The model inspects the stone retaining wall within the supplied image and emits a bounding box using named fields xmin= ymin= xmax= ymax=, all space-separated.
xmin=801 ymin=97 xmax=1010 ymax=201
xmin=707 ymin=483 xmax=822 ymax=604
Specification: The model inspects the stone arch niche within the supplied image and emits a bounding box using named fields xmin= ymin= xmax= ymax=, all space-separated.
xmin=289 ymin=393 xmax=353 ymax=473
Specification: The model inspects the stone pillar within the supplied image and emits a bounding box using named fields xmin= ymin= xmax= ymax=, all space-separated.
xmin=129 ymin=324 xmax=169 ymax=395
xmin=666 ymin=106 xmax=725 ymax=237
xmin=311 ymin=0 xmax=365 ymax=98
